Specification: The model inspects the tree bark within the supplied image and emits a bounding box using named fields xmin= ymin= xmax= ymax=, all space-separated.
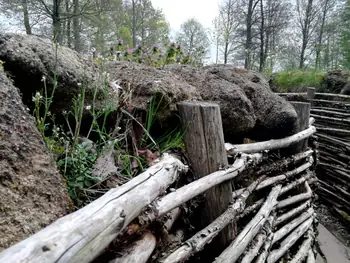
xmin=73 ymin=0 xmax=81 ymax=51
xmin=21 ymin=0 xmax=32 ymax=35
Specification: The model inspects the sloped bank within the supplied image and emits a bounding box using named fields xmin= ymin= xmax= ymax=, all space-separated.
xmin=0 ymin=68 xmax=71 ymax=251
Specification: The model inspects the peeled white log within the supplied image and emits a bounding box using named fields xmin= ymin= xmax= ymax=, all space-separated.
xmin=214 ymin=185 xmax=282 ymax=263
xmin=112 ymin=208 xmax=181 ymax=263
xmin=276 ymin=200 xmax=311 ymax=227
xmin=151 ymin=153 xmax=262 ymax=218
xmin=253 ymin=219 xmax=274 ymax=263
xmin=289 ymin=229 xmax=314 ymax=263
xmin=307 ymin=249 xmax=316 ymax=263
xmin=240 ymin=216 xmax=274 ymax=263
xmin=225 ymin=126 xmax=316 ymax=154
xmin=240 ymin=234 xmax=266 ymax=263
xmin=272 ymin=208 xmax=314 ymax=245
xmin=267 ymin=216 xmax=314 ymax=263
xmin=111 ymin=233 xmax=157 ymax=263
xmin=232 ymin=158 xmax=313 ymax=199
xmin=280 ymin=172 xmax=313 ymax=195
xmin=0 ymin=154 xmax=186 ymax=263
xmin=161 ymin=175 xmax=266 ymax=263
xmin=277 ymin=182 xmax=312 ymax=209
xmin=309 ymin=117 xmax=315 ymax=126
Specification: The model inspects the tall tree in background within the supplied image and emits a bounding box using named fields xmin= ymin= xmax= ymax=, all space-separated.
xmin=218 ymin=0 xmax=240 ymax=64
xmin=296 ymin=0 xmax=319 ymax=68
xmin=176 ymin=18 xmax=210 ymax=67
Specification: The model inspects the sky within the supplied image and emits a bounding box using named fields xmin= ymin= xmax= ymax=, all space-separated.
xmin=151 ymin=0 xmax=220 ymax=63
xmin=151 ymin=0 xmax=219 ymax=31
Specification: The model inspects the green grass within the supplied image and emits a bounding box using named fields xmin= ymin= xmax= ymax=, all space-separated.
xmin=271 ymin=69 xmax=326 ymax=93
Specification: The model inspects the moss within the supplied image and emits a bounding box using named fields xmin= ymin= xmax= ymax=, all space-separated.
xmin=337 ymin=209 xmax=350 ymax=223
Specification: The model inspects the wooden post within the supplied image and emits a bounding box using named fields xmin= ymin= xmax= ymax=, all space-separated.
xmin=307 ymin=87 xmax=316 ymax=100
xmin=290 ymin=102 xmax=311 ymax=153
xmin=178 ymin=101 xmax=233 ymax=259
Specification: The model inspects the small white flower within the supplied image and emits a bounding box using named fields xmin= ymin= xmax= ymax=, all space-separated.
xmin=85 ymin=105 xmax=91 ymax=110
xmin=77 ymin=83 xmax=82 ymax=87
xmin=91 ymin=47 xmax=96 ymax=53
xmin=41 ymin=75 xmax=46 ymax=82
xmin=62 ymin=110 xmax=67 ymax=115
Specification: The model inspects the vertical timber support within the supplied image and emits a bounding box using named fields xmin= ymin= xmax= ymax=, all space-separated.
xmin=307 ymin=87 xmax=316 ymax=100
xmin=178 ymin=101 xmax=233 ymax=259
xmin=290 ymin=102 xmax=311 ymax=153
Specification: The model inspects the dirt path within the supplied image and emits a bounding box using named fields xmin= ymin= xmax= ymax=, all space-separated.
xmin=316 ymin=224 xmax=350 ymax=263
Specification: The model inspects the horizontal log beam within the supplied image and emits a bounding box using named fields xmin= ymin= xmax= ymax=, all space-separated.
xmin=150 ymin=153 xmax=262 ymax=219
xmin=226 ymin=126 xmax=316 ymax=154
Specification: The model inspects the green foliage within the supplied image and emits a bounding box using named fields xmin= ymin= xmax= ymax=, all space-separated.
xmin=271 ymin=69 xmax=325 ymax=92
xmin=57 ymin=141 xmax=100 ymax=207
xmin=95 ymin=41 xmax=193 ymax=68
xmin=0 ymin=60 xmax=4 ymax=70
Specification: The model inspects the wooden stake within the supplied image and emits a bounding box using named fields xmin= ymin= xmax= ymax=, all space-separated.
xmin=307 ymin=87 xmax=316 ymax=100
xmin=178 ymin=101 xmax=233 ymax=256
xmin=289 ymin=102 xmax=311 ymax=153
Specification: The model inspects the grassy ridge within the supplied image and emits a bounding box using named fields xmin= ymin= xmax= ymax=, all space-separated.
xmin=270 ymin=69 xmax=326 ymax=93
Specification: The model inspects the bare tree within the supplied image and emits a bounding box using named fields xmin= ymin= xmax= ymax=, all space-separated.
xmin=296 ymin=0 xmax=320 ymax=68
xmin=176 ymin=18 xmax=210 ymax=66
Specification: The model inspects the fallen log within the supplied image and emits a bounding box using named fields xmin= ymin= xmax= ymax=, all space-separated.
xmin=277 ymin=182 xmax=312 ymax=209
xmin=0 ymin=154 xmax=186 ymax=263
xmin=214 ymin=185 xmax=282 ymax=263
xmin=226 ymin=126 xmax=316 ymax=154
xmin=317 ymin=187 xmax=350 ymax=209
xmin=150 ymin=153 xmax=262 ymax=219
xmin=272 ymin=208 xmax=314 ymax=246
xmin=289 ymin=229 xmax=314 ymax=263
xmin=240 ymin=216 xmax=274 ymax=263
xmin=160 ymin=175 xmax=267 ymax=263
xmin=312 ymin=106 xmax=350 ymax=113
xmin=276 ymin=200 xmax=312 ymax=226
xmin=267 ymin=216 xmax=314 ymax=263
xmin=111 ymin=233 xmax=157 ymax=263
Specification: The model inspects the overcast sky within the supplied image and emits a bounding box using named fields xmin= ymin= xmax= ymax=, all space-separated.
xmin=151 ymin=0 xmax=219 ymax=31
xmin=151 ymin=0 xmax=220 ymax=63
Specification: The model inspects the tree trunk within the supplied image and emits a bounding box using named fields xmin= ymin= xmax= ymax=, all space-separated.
xmin=316 ymin=0 xmax=329 ymax=69
xmin=132 ymin=0 xmax=137 ymax=47
xmin=259 ymin=0 xmax=265 ymax=72
xmin=65 ymin=0 xmax=72 ymax=48
xmin=53 ymin=0 xmax=62 ymax=43
xmin=299 ymin=0 xmax=313 ymax=69
xmin=245 ymin=0 xmax=257 ymax=69
xmin=21 ymin=0 xmax=32 ymax=35
xmin=73 ymin=0 xmax=81 ymax=51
